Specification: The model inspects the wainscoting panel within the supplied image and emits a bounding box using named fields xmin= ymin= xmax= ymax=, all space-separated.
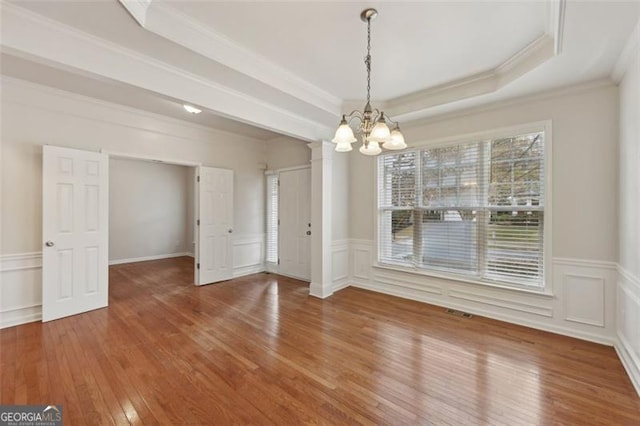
xmin=331 ymin=240 xmax=349 ymax=292
xmin=346 ymin=240 xmax=618 ymax=346
xmin=616 ymin=266 xmax=640 ymax=396
xmin=563 ymin=274 xmax=605 ymax=326
xmin=2 ymin=236 xmax=266 ymax=328
xmin=350 ymin=239 xmax=373 ymax=284
xmin=232 ymin=234 xmax=265 ymax=278
xmin=1 ymin=252 xmax=43 ymax=328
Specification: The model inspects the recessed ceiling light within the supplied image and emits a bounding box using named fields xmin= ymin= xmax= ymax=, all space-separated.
xmin=183 ymin=104 xmax=202 ymax=114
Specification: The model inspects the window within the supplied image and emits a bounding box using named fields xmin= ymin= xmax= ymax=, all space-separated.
xmin=266 ymin=174 xmax=278 ymax=263
xmin=378 ymin=130 xmax=546 ymax=288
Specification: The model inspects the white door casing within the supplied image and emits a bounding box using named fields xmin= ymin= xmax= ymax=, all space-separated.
xmin=42 ymin=146 xmax=109 ymax=322
xmin=279 ymin=168 xmax=311 ymax=281
xmin=197 ymin=166 xmax=234 ymax=285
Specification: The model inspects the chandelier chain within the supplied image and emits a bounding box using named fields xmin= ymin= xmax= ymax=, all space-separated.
xmin=365 ymin=16 xmax=371 ymax=105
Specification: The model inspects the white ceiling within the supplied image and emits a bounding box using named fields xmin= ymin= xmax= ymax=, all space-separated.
xmin=2 ymin=0 xmax=639 ymax=140
xmin=170 ymin=1 xmax=549 ymax=100
xmin=0 ymin=53 xmax=282 ymax=141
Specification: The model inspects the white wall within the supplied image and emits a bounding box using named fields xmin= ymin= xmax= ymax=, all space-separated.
xmin=265 ymin=135 xmax=310 ymax=170
xmin=0 ymin=77 xmax=267 ymax=327
xmin=109 ymin=158 xmax=192 ymax=263
xmin=346 ymin=82 xmax=620 ymax=345
xmin=331 ymin=147 xmax=350 ymax=291
xmin=616 ymin=31 xmax=640 ymax=395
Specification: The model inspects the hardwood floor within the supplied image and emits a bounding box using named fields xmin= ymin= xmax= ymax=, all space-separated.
xmin=1 ymin=257 xmax=639 ymax=425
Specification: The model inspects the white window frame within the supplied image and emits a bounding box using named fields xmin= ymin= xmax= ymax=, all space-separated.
xmin=374 ymin=121 xmax=553 ymax=295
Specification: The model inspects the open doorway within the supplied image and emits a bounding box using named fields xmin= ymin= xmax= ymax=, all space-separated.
xmin=109 ymin=157 xmax=196 ymax=268
xmin=265 ymin=165 xmax=311 ymax=281
xmin=41 ymin=146 xmax=236 ymax=322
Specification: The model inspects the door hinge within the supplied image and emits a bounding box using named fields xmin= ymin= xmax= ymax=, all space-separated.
xmin=197 ymin=263 xmax=200 ymax=269
xmin=197 ymin=219 xmax=200 ymax=226
xmin=277 ymin=180 xmax=280 ymax=186
xmin=277 ymin=258 xmax=280 ymax=265
xmin=197 ymin=176 xmax=200 ymax=182
xmin=277 ymin=219 xmax=280 ymax=226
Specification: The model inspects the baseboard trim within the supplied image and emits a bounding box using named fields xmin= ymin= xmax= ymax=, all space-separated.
xmin=232 ymin=264 xmax=265 ymax=279
xmin=350 ymin=280 xmax=615 ymax=346
xmin=0 ymin=305 xmax=42 ymax=329
xmin=615 ymin=333 xmax=640 ymax=397
xmin=332 ymin=279 xmax=350 ymax=293
xmin=310 ymin=282 xmax=333 ymax=299
xmin=109 ymin=252 xmax=192 ymax=265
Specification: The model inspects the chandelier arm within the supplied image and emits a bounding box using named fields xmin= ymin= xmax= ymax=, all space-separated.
xmin=383 ymin=114 xmax=400 ymax=127
xmin=344 ymin=110 xmax=364 ymax=120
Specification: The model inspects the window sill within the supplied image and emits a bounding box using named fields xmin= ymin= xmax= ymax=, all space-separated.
xmin=373 ymin=262 xmax=554 ymax=298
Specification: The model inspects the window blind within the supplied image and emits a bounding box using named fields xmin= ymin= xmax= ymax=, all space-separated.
xmin=378 ymin=131 xmax=545 ymax=288
xmin=266 ymin=174 xmax=278 ymax=263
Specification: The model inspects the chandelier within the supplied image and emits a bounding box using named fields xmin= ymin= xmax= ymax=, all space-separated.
xmin=331 ymin=8 xmax=407 ymax=155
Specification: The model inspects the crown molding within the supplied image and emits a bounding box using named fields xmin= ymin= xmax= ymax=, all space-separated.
xmin=612 ymin=18 xmax=640 ymax=83
xmin=119 ymin=0 xmax=568 ymax=125
xmin=118 ymin=0 xmax=152 ymax=26
xmin=401 ymin=78 xmax=614 ymax=129
xmin=340 ymin=0 xmax=565 ymax=122
xmin=547 ymin=0 xmax=566 ymax=55
xmin=1 ymin=2 xmax=332 ymax=141
xmin=384 ymin=33 xmax=555 ymax=121
xmin=119 ymin=0 xmax=342 ymax=117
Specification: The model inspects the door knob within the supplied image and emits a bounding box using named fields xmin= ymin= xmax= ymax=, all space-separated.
xmin=45 ymin=241 xmax=55 ymax=247
xmin=306 ymin=231 xmax=311 ymax=236
xmin=228 ymin=229 xmax=233 ymax=233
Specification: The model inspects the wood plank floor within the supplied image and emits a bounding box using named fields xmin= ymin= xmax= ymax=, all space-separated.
xmin=1 ymin=257 xmax=639 ymax=425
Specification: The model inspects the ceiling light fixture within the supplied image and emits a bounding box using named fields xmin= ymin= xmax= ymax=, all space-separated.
xmin=332 ymin=8 xmax=406 ymax=155
xmin=183 ymin=104 xmax=202 ymax=114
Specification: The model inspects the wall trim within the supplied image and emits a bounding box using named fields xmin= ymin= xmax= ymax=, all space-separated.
xmin=109 ymin=252 xmax=192 ymax=266
xmin=553 ymin=257 xmax=618 ymax=269
xmin=615 ymin=333 xmax=640 ymax=397
xmin=0 ymin=306 xmax=42 ymax=330
xmin=612 ymin=18 xmax=640 ymax=83
xmin=403 ymin=78 xmax=614 ymax=128
xmin=0 ymin=252 xmax=43 ymax=272
xmin=448 ymin=288 xmax=553 ymax=317
xmin=350 ymin=279 xmax=614 ymax=346
xmin=232 ymin=264 xmax=265 ymax=279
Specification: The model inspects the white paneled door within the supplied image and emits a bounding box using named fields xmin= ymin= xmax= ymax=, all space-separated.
xmin=279 ymin=168 xmax=311 ymax=281
xmin=42 ymin=146 xmax=109 ymax=322
xmin=197 ymin=166 xmax=234 ymax=285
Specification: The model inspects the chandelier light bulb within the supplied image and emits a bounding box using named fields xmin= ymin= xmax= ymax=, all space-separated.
xmin=359 ymin=140 xmax=382 ymax=156
xmin=369 ymin=117 xmax=391 ymax=143
xmin=383 ymin=127 xmax=407 ymax=150
xmin=332 ymin=117 xmax=357 ymax=144
xmin=335 ymin=142 xmax=353 ymax=152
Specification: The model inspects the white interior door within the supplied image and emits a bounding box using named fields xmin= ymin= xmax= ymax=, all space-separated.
xmin=197 ymin=166 xmax=234 ymax=285
xmin=279 ymin=168 xmax=311 ymax=281
xmin=42 ymin=146 xmax=109 ymax=322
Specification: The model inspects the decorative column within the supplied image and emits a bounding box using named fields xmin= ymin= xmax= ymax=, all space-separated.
xmin=307 ymin=141 xmax=333 ymax=298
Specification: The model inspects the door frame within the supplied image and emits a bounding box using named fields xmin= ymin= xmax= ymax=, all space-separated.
xmin=264 ymin=164 xmax=311 ymax=280
xmin=101 ymin=150 xmax=202 ymax=285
